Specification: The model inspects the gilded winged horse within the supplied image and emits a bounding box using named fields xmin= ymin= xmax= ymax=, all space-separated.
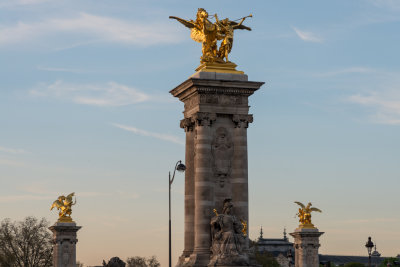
xmin=169 ymin=8 xmax=252 ymax=64
xmin=294 ymin=201 xmax=322 ymax=228
xmin=50 ymin=192 xmax=76 ymax=222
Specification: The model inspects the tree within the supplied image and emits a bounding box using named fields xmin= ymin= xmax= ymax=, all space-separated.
xmin=0 ymin=217 xmax=53 ymax=267
xmin=126 ymin=256 xmax=160 ymax=267
xmin=344 ymin=263 xmax=365 ymax=267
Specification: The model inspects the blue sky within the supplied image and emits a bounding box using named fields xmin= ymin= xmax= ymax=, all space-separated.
xmin=1 ymin=0 xmax=400 ymax=265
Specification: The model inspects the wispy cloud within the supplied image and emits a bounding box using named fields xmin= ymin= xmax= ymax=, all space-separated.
xmin=0 ymin=12 xmax=182 ymax=47
xmin=315 ymin=67 xmax=376 ymax=77
xmin=0 ymin=0 xmax=50 ymax=7
xmin=0 ymin=185 xmax=140 ymax=203
xmin=370 ymin=0 xmax=400 ymax=11
xmin=30 ymin=80 xmax=150 ymax=107
xmin=0 ymin=146 xmax=29 ymax=154
xmin=292 ymin=27 xmax=323 ymax=43
xmin=0 ymin=158 xmax=24 ymax=166
xmin=113 ymin=123 xmax=184 ymax=145
xmin=37 ymin=65 xmax=87 ymax=73
xmin=348 ymin=91 xmax=400 ymax=125
xmin=337 ymin=217 xmax=399 ymax=224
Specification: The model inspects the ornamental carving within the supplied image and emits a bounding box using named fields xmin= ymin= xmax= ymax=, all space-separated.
xmin=194 ymin=112 xmax=216 ymax=126
xmin=232 ymin=114 xmax=253 ymax=128
xmin=211 ymin=127 xmax=233 ymax=187
xmin=180 ymin=118 xmax=195 ymax=132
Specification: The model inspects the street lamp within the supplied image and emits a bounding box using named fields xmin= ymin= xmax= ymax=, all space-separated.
xmin=169 ymin=160 xmax=186 ymax=267
xmin=365 ymin=236 xmax=374 ymax=267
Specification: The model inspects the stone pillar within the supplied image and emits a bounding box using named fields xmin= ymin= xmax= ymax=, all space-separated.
xmin=49 ymin=222 xmax=81 ymax=267
xmin=181 ymin=117 xmax=195 ymax=258
xmin=290 ymin=228 xmax=324 ymax=267
xmin=171 ymin=71 xmax=263 ymax=267
xmin=232 ymin=114 xmax=253 ymax=250
xmin=191 ymin=112 xmax=215 ymax=266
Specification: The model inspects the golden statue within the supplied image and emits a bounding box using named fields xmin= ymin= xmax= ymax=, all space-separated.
xmin=240 ymin=219 xmax=247 ymax=236
xmin=294 ymin=201 xmax=322 ymax=229
xmin=50 ymin=192 xmax=76 ymax=222
xmin=169 ymin=9 xmax=252 ymax=73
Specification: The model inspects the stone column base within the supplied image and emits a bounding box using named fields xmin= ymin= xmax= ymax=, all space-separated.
xmin=290 ymin=228 xmax=324 ymax=267
xmin=49 ymin=221 xmax=82 ymax=267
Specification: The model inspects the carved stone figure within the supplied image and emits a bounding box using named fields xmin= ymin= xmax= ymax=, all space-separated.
xmin=103 ymin=257 xmax=126 ymax=267
xmin=211 ymin=127 xmax=233 ymax=187
xmin=210 ymin=199 xmax=248 ymax=266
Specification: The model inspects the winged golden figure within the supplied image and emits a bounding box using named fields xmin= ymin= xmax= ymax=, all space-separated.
xmin=50 ymin=192 xmax=76 ymax=222
xmin=170 ymin=8 xmax=252 ymax=66
xmin=294 ymin=201 xmax=322 ymax=228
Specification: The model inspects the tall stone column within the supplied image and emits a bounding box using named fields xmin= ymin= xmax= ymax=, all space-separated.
xmin=232 ymin=114 xmax=253 ymax=250
xmin=290 ymin=228 xmax=324 ymax=267
xmin=191 ymin=112 xmax=216 ymax=266
xmin=49 ymin=222 xmax=81 ymax=267
xmin=180 ymin=118 xmax=195 ymax=259
xmin=171 ymin=72 xmax=263 ymax=267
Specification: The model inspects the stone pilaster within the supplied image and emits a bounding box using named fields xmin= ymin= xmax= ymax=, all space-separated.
xmin=290 ymin=228 xmax=324 ymax=267
xmin=190 ymin=112 xmax=216 ymax=266
xmin=171 ymin=72 xmax=264 ymax=267
xmin=231 ymin=114 xmax=253 ymax=250
xmin=49 ymin=222 xmax=81 ymax=267
xmin=181 ymin=117 xmax=195 ymax=258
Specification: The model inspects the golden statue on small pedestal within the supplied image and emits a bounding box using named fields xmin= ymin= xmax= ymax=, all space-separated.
xmin=50 ymin=192 xmax=76 ymax=223
xmin=294 ymin=201 xmax=322 ymax=229
xmin=169 ymin=8 xmax=252 ymax=74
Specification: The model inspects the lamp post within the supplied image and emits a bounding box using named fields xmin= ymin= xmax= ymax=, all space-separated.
xmin=365 ymin=236 xmax=374 ymax=267
xmin=169 ymin=160 xmax=186 ymax=267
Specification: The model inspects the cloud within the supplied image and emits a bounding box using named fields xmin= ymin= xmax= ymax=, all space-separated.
xmin=348 ymin=92 xmax=400 ymax=125
xmin=370 ymin=0 xmax=400 ymax=10
xmin=315 ymin=67 xmax=376 ymax=77
xmin=0 ymin=158 xmax=24 ymax=166
xmin=292 ymin=27 xmax=323 ymax=43
xmin=0 ymin=146 xmax=29 ymax=154
xmin=0 ymin=12 xmax=182 ymax=47
xmin=30 ymin=80 xmax=150 ymax=107
xmin=113 ymin=123 xmax=184 ymax=145
xmin=0 ymin=0 xmax=50 ymax=7
xmin=37 ymin=65 xmax=86 ymax=73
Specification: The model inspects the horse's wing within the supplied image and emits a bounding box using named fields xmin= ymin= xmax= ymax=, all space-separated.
xmin=294 ymin=201 xmax=305 ymax=209
xmin=169 ymin=16 xmax=196 ymax=29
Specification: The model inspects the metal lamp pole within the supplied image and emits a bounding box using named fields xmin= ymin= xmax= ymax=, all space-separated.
xmin=365 ymin=236 xmax=374 ymax=267
xmin=169 ymin=160 xmax=186 ymax=267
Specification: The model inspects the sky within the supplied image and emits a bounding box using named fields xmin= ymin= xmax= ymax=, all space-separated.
xmin=1 ymin=0 xmax=400 ymax=266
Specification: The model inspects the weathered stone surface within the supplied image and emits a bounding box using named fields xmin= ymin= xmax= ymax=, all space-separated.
xmin=49 ymin=222 xmax=81 ymax=267
xmin=171 ymin=72 xmax=263 ymax=267
xmin=290 ymin=228 xmax=324 ymax=267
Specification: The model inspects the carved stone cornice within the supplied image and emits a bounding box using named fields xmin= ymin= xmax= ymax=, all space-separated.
xmin=194 ymin=112 xmax=216 ymax=127
xmin=232 ymin=114 xmax=253 ymax=128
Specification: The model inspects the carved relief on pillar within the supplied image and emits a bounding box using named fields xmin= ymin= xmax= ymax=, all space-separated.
xmin=232 ymin=114 xmax=253 ymax=128
xmin=194 ymin=112 xmax=216 ymax=127
xmin=211 ymin=127 xmax=233 ymax=188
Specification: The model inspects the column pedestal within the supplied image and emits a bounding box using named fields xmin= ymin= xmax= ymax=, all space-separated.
xmin=290 ymin=228 xmax=324 ymax=267
xmin=171 ymin=71 xmax=264 ymax=267
xmin=49 ymin=222 xmax=81 ymax=267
